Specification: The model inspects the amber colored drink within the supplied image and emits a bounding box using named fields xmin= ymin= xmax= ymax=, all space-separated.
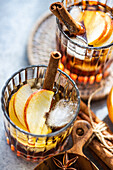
xmin=1 ymin=65 xmax=80 ymax=162
xmin=56 ymin=0 xmax=113 ymax=84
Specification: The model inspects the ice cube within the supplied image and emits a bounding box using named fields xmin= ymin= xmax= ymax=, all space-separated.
xmin=67 ymin=37 xmax=87 ymax=60
xmin=47 ymin=99 xmax=77 ymax=128
xmin=70 ymin=6 xmax=82 ymax=21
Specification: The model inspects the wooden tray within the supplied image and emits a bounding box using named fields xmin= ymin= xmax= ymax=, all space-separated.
xmin=27 ymin=11 xmax=113 ymax=101
xmin=28 ymin=11 xmax=56 ymax=65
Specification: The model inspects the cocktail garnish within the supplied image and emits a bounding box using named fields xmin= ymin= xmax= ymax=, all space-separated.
xmin=53 ymin=151 xmax=78 ymax=169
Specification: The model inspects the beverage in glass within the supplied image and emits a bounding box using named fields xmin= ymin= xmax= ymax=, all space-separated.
xmin=56 ymin=0 xmax=113 ymax=85
xmin=1 ymin=65 xmax=80 ymax=162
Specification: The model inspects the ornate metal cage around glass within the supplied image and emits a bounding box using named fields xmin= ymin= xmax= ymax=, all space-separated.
xmin=1 ymin=65 xmax=80 ymax=162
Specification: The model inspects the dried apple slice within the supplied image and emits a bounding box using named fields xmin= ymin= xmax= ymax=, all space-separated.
xmin=107 ymin=86 xmax=113 ymax=123
xmin=84 ymin=10 xmax=107 ymax=45
xmin=24 ymin=89 xmax=54 ymax=134
xmin=14 ymin=84 xmax=33 ymax=128
xmin=9 ymin=93 xmax=28 ymax=131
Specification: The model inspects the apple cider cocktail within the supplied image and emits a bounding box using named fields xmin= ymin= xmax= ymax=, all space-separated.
xmin=1 ymin=65 xmax=80 ymax=161
xmin=56 ymin=0 xmax=113 ymax=84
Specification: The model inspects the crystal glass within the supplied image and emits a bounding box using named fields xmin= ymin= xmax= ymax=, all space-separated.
xmin=1 ymin=65 xmax=80 ymax=162
xmin=56 ymin=0 xmax=113 ymax=86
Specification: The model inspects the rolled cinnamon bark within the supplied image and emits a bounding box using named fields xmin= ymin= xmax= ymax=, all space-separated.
xmin=50 ymin=2 xmax=85 ymax=35
xmin=79 ymin=111 xmax=113 ymax=143
xmin=78 ymin=103 xmax=113 ymax=169
xmin=43 ymin=51 xmax=61 ymax=91
xmin=89 ymin=139 xmax=113 ymax=170
xmin=80 ymin=100 xmax=113 ymax=135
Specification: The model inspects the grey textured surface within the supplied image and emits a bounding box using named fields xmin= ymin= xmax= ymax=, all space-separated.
xmin=0 ymin=0 xmax=113 ymax=170
xmin=0 ymin=1 xmax=56 ymax=170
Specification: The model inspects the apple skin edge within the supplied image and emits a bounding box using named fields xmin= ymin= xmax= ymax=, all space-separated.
xmin=24 ymin=91 xmax=36 ymax=132
xmin=14 ymin=84 xmax=33 ymax=128
xmin=84 ymin=11 xmax=107 ymax=45
xmin=9 ymin=93 xmax=28 ymax=131
xmin=83 ymin=10 xmax=113 ymax=46
xmin=24 ymin=89 xmax=54 ymax=134
xmin=95 ymin=12 xmax=113 ymax=46
xmin=94 ymin=20 xmax=113 ymax=47
xmin=9 ymin=83 xmax=54 ymax=135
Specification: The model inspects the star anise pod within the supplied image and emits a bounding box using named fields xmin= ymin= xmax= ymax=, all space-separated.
xmin=52 ymin=151 xmax=78 ymax=170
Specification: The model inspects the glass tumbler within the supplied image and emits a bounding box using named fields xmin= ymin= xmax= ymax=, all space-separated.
xmin=1 ymin=65 xmax=80 ymax=162
xmin=56 ymin=0 xmax=113 ymax=87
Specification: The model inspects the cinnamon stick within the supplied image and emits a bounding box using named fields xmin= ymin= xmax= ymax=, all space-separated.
xmin=79 ymin=111 xmax=113 ymax=147
xmin=80 ymin=100 xmax=113 ymax=135
xmin=79 ymin=110 xmax=113 ymax=142
xmin=78 ymin=106 xmax=113 ymax=169
xmin=87 ymin=145 xmax=110 ymax=170
xmin=79 ymin=124 xmax=113 ymax=169
xmin=43 ymin=51 xmax=61 ymax=90
xmin=77 ymin=114 xmax=113 ymax=169
xmin=89 ymin=139 xmax=113 ymax=170
xmin=50 ymin=2 xmax=85 ymax=35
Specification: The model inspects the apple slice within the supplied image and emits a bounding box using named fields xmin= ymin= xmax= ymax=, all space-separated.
xmin=107 ymin=86 xmax=113 ymax=123
xmin=83 ymin=10 xmax=96 ymax=28
xmin=24 ymin=89 xmax=54 ymax=134
xmin=94 ymin=30 xmax=113 ymax=47
xmin=94 ymin=20 xmax=113 ymax=47
xmin=14 ymin=84 xmax=33 ymax=128
xmin=9 ymin=93 xmax=28 ymax=131
xmin=95 ymin=12 xmax=112 ymax=45
xmin=84 ymin=10 xmax=107 ymax=45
